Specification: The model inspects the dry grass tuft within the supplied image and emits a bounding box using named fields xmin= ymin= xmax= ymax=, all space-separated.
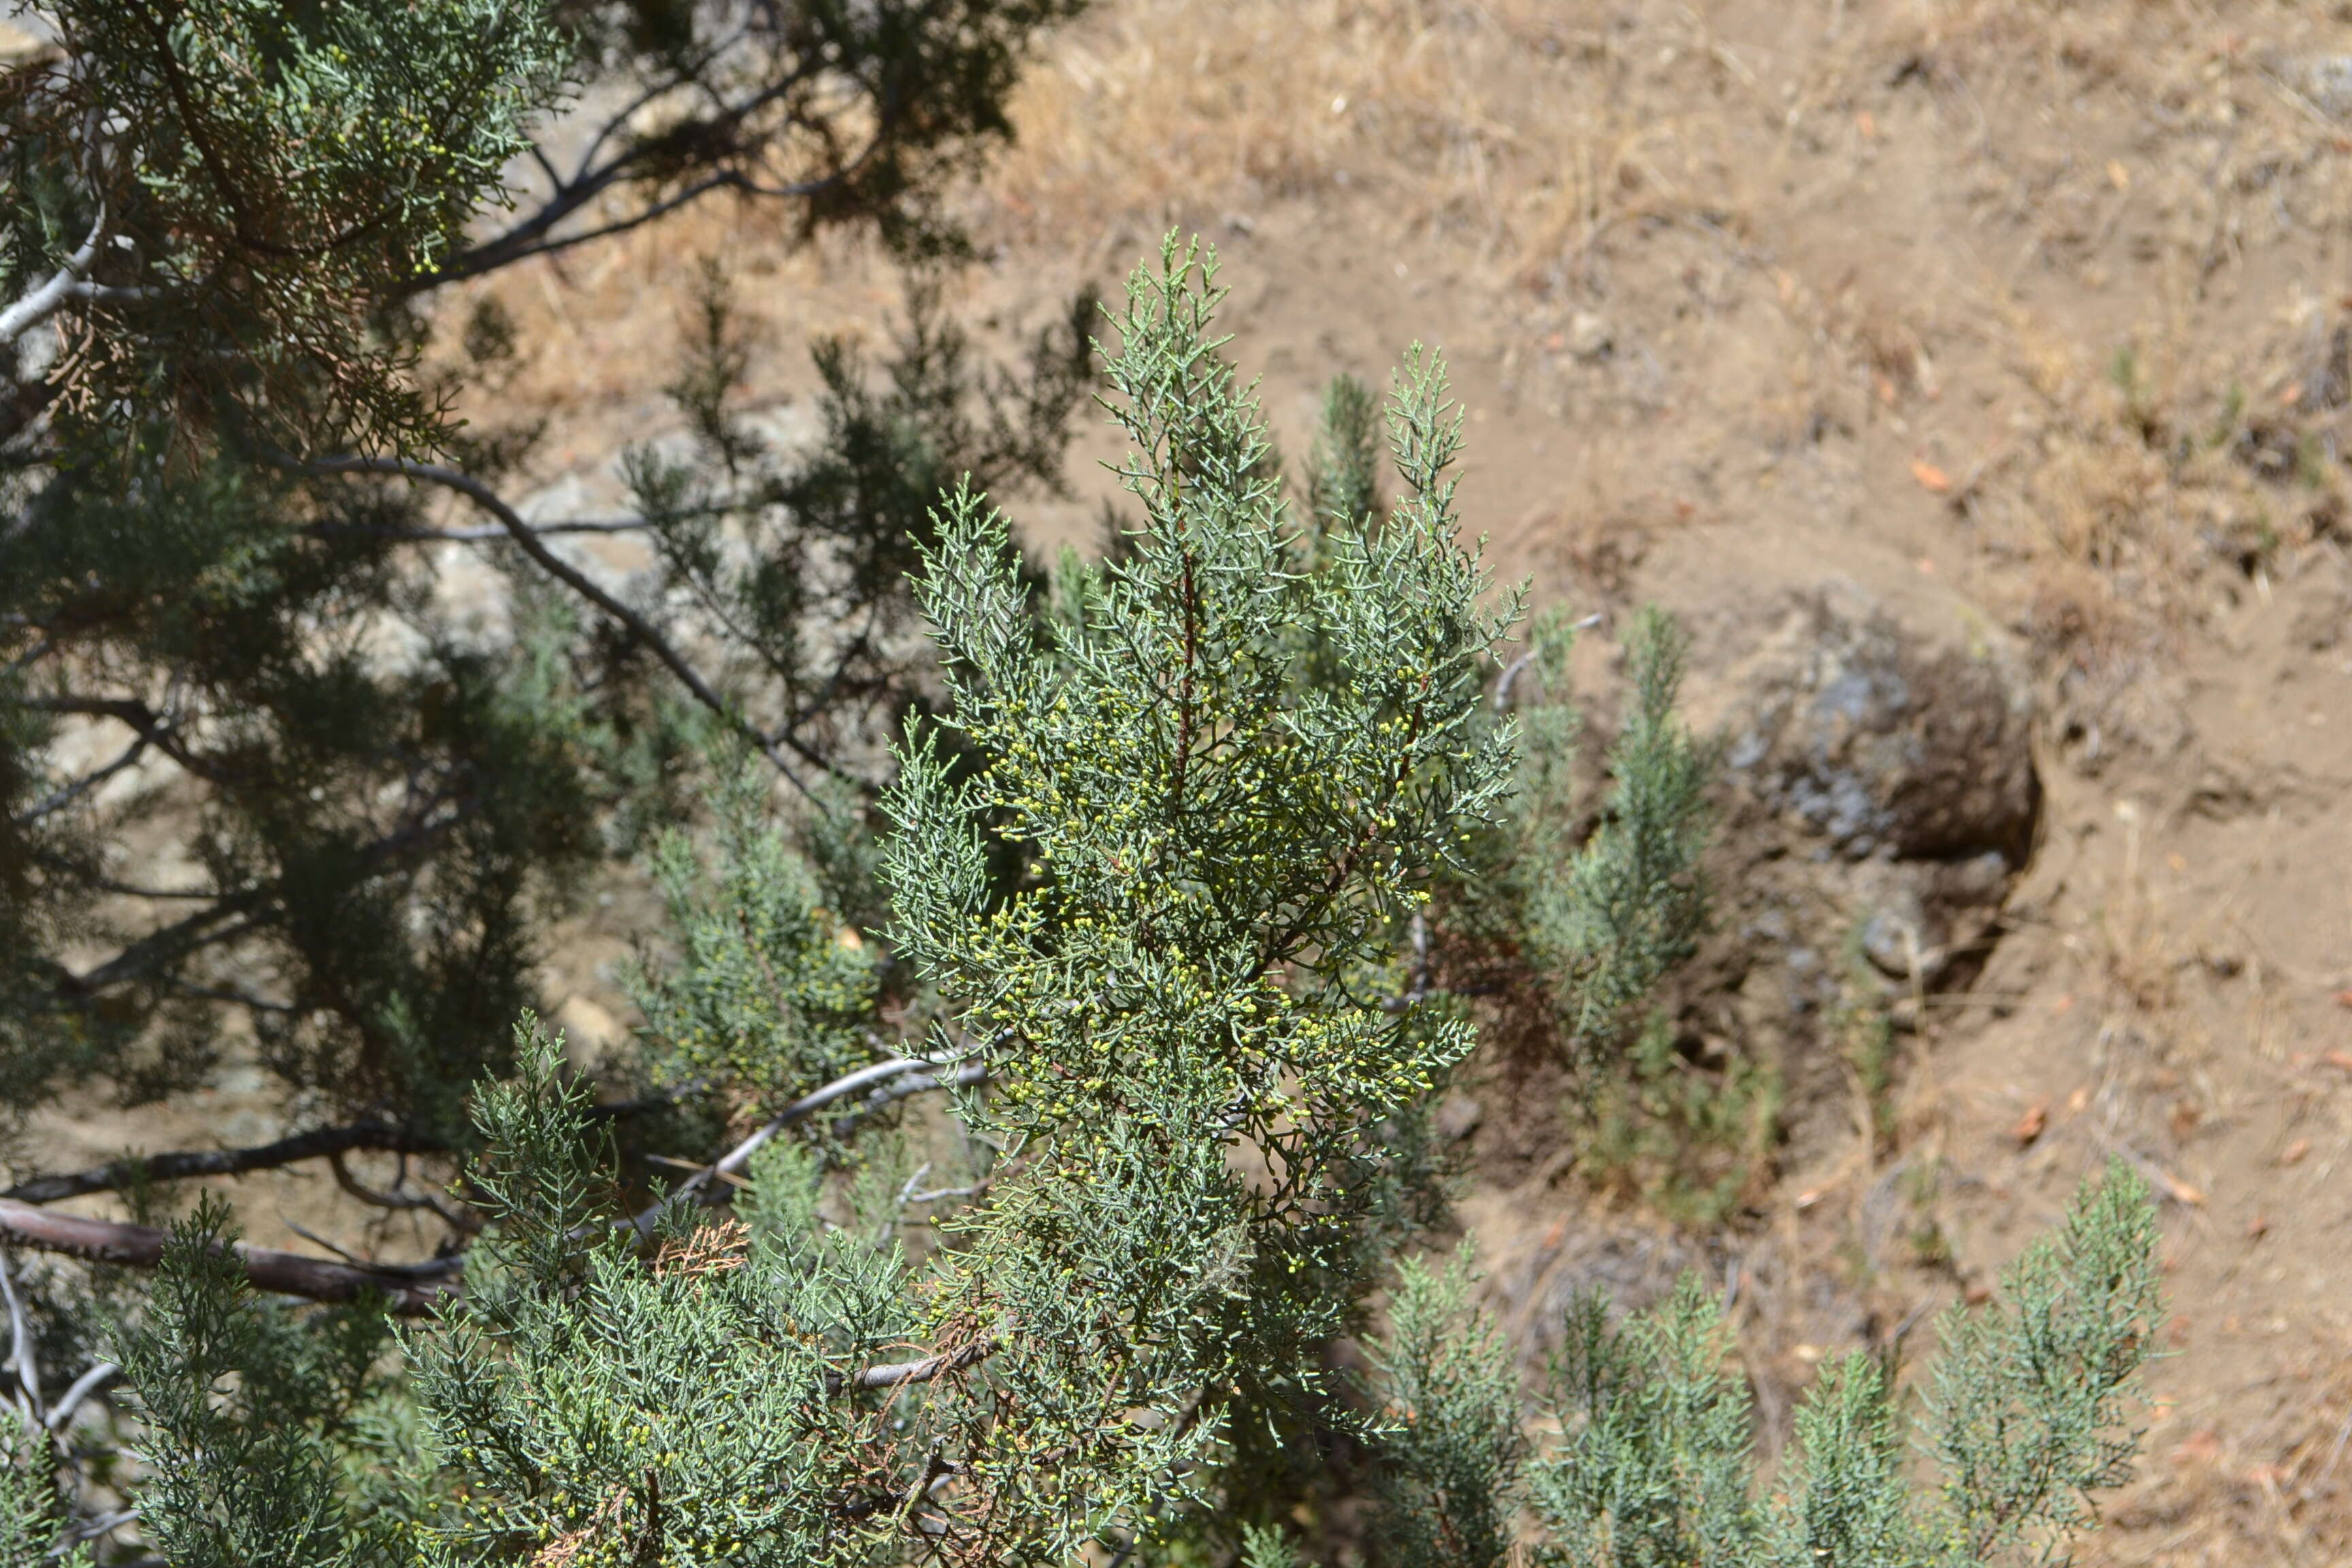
xmin=977 ymin=0 xmax=1781 ymax=273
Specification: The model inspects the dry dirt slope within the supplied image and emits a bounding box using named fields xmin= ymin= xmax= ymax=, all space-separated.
xmin=21 ymin=0 xmax=2352 ymax=1563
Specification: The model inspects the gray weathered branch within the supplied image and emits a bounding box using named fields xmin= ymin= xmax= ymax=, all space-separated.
xmin=0 ymin=1198 xmax=459 ymax=1315
xmin=0 ymin=208 xmax=104 ymax=349
xmin=625 ymin=1056 xmax=987 ymax=1236
xmin=4 ymin=1123 xmax=448 ymax=1206
xmin=45 ymin=1360 xmax=121 ymax=1433
xmin=0 ymin=1058 xmax=983 ymax=1328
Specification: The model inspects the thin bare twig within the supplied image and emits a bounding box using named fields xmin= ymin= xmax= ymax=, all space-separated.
xmin=0 ymin=1058 xmax=982 ymax=1360
xmin=327 ymin=1152 xmax=480 ymax=1235
xmin=43 ymin=1361 xmax=120 ymax=1434
xmin=1 ymin=1256 xmax=41 ymax=1424
xmin=4 ymin=1123 xmax=447 ymax=1207
xmin=50 ymin=1506 xmax=138 ymax=1554
xmin=1492 ymin=610 xmax=1602 ymax=711
xmin=304 ymin=515 xmax=658 ymax=544
xmin=901 ymin=1182 xmax=983 ymax=1208
xmin=625 ymin=1056 xmax=987 ymax=1237
xmin=276 ymin=451 xmax=823 ymax=798
xmin=0 ymin=1198 xmax=459 ymax=1315
xmin=0 ymin=206 xmax=104 ymax=348
xmin=280 ymin=1218 xmax=374 ymax=1267
xmin=831 ymin=1335 xmax=998 ymax=1396
xmin=12 ymin=734 xmax=150 ymax=827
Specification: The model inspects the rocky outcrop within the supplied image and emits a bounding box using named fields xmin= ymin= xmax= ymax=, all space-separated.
xmin=1718 ymin=588 xmax=2037 ymax=866
xmin=1453 ymin=554 xmax=2048 ymax=1235
xmin=1665 ymin=576 xmax=2042 ymax=1160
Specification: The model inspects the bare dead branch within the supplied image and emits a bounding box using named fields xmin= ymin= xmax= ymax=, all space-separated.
xmin=25 ymin=695 xmax=215 ymax=783
xmin=1 ymin=1254 xmax=40 ymax=1422
xmin=4 ymin=1122 xmax=448 ymax=1206
xmin=0 ymin=1058 xmax=981 ymax=1350
xmin=830 ymin=1336 xmax=997 ymax=1396
xmin=44 ymin=1360 xmax=120 ymax=1433
xmin=0 ymin=1198 xmax=459 ymax=1314
xmin=624 ymin=1055 xmax=985 ymax=1237
xmin=303 ymin=515 xmax=658 ymax=544
xmin=610 ymin=1058 xmax=1001 ymax=1393
xmin=327 ymin=1151 xmax=480 ymax=1235
xmin=0 ymin=206 xmax=105 ymax=348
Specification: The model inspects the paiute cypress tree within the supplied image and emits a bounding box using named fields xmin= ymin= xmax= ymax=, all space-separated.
xmin=4 ymin=238 xmax=2157 ymax=1568
xmin=0 ymin=2 xmax=2168 ymax=1544
xmin=1 ymin=234 xmax=1518 ymax=1566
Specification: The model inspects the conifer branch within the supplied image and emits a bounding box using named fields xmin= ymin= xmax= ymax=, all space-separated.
xmin=303 ymin=515 xmax=659 ymax=544
xmin=829 ymin=1337 xmax=999 ymax=1396
xmin=0 ymin=1058 xmax=981 ymax=1315
xmin=625 ymin=1056 xmax=988 ymax=1235
xmin=24 ymin=696 xmax=218 ymax=784
xmin=44 ymin=1360 xmax=121 ymax=1434
xmin=279 ymin=452 xmax=828 ymax=797
xmin=31 ymin=792 xmax=490 ymax=1015
xmin=425 ymin=67 xmax=840 ymax=284
xmin=1 ymin=1255 xmax=37 ymax=1420
xmin=326 ymin=1152 xmax=479 ymax=1235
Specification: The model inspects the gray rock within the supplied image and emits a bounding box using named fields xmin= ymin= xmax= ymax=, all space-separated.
xmin=2304 ymin=55 xmax=2352 ymax=120
xmin=1566 ymin=310 xmax=1612 ymax=360
xmin=1859 ymin=891 xmax=1931 ymax=981
xmin=1717 ymin=587 xmax=2036 ymax=863
xmin=1631 ymin=576 xmax=2038 ymax=1166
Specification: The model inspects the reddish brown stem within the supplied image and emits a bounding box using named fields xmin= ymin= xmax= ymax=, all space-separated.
xmin=0 ymin=1198 xmax=458 ymax=1314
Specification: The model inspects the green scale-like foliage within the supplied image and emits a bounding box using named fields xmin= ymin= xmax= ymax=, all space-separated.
xmin=1 ymin=1419 xmax=93 ymax=1568
xmin=1 ymin=0 xmax=1100 ymax=1170
xmin=112 ymin=1196 xmax=404 ymax=1568
xmin=877 ymin=235 xmax=1519 ymax=1558
xmin=626 ymin=757 xmax=881 ymax=1109
xmin=885 ymin=237 xmax=1514 ymax=1149
xmin=403 ymin=1028 xmax=924 ymax=1568
xmin=1343 ymin=1164 xmax=2161 ymax=1568
xmin=30 ymin=234 xmax=2171 ymax=1568
xmin=1365 ymin=1246 xmax=1526 ymax=1568
xmin=8 ymin=0 xmax=562 ymax=449
xmin=105 ymin=1024 xmax=931 ymax=1568
xmin=1523 ymin=606 xmax=1710 ymax=1060
xmin=1484 ymin=597 xmax=1771 ymax=1223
